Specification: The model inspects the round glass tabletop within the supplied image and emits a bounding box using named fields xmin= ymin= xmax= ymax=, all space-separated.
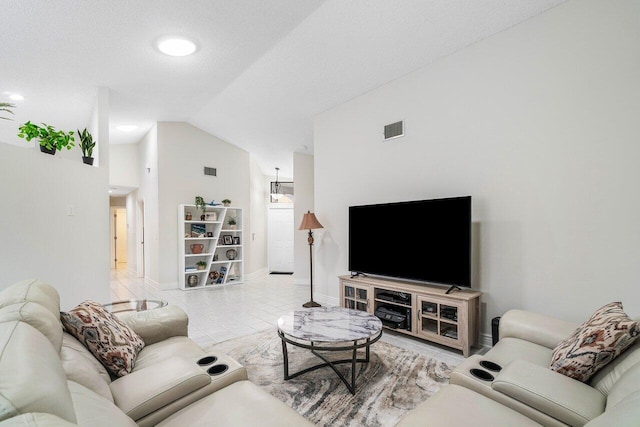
xmin=103 ymin=299 xmax=167 ymax=314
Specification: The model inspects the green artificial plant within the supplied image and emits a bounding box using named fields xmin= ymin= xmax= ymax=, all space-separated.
xmin=195 ymin=196 xmax=206 ymax=215
xmin=0 ymin=102 xmax=15 ymax=120
xmin=17 ymin=121 xmax=75 ymax=151
xmin=77 ymin=128 xmax=96 ymax=158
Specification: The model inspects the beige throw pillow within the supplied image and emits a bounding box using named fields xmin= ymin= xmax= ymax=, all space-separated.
xmin=60 ymin=300 xmax=145 ymax=377
xmin=549 ymin=302 xmax=640 ymax=382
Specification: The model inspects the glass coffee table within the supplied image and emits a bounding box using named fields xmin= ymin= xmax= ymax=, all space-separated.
xmin=103 ymin=299 xmax=167 ymax=314
xmin=277 ymin=306 xmax=383 ymax=394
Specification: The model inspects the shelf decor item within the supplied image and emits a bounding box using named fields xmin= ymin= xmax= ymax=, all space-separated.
xmin=196 ymin=261 xmax=207 ymax=270
xmin=190 ymin=244 xmax=204 ymax=254
xmin=77 ymin=127 xmax=96 ymax=165
xmin=226 ymin=249 xmax=237 ymax=260
xmin=227 ymin=216 xmax=237 ymax=229
xmin=187 ymin=275 xmax=198 ymax=287
xmin=191 ymin=224 xmax=206 ymax=237
xmin=299 ymin=211 xmax=324 ymax=308
xmin=222 ymin=199 xmax=231 ymax=207
xmin=17 ymin=121 xmax=75 ymax=155
xmin=195 ymin=196 xmax=206 ymax=220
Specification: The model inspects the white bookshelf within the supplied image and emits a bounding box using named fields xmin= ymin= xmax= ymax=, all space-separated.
xmin=178 ymin=204 xmax=244 ymax=290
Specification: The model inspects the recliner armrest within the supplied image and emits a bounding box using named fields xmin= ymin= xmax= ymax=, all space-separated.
xmin=492 ymin=360 xmax=605 ymax=426
xmin=499 ymin=309 xmax=579 ymax=349
xmin=117 ymin=305 xmax=188 ymax=345
xmin=110 ymin=356 xmax=210 ymax=421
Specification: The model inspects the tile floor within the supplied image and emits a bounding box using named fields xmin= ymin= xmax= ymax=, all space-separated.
xmin=111 ymin=269 xmax=481 ymax=366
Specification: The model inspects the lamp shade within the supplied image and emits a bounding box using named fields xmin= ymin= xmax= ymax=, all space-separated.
xmin=299 ymin=211 xmax=323 ymax=230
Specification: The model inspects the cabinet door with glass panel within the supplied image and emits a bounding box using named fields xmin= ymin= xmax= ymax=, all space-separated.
xmin=340 ymin=280 xmax=372 ymax=313
xmin=416 ymin=295 xmax=463 ymax=345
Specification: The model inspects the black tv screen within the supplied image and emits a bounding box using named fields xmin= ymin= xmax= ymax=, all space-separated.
xmin=349 ymin=196 xmax=471 ymax=288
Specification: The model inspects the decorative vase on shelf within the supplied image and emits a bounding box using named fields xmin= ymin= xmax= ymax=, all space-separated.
xmin=187 ymin=275 xmax=198 ymax=287
xmin=190 ymin=244 xmax=204 ymax=254
xmin=226 ymin=249 xmax=237 ymax=260
xmin=185 ymin=213 xmax=192 ymax=220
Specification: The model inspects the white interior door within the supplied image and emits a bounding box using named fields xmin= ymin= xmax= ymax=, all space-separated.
xmin=268 ymin=206 xmax=294 ymax=273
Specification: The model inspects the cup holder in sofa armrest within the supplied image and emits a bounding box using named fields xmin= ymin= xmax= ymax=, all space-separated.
xmin=197 ymin=356 xmax=218 ymax=366
xmin=479 ymin=360 xmax=502 ymax=372
xmin=207 ymin=364 xmax=229 ymax=376
xmin=470 ymin=368 xmax=495 ymax=381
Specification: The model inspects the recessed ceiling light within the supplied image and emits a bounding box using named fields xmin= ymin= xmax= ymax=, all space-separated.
xmin=8 ymin=93 xmax=24 ymax=101
xmin=157 ymin=37 xmax=197 ymax=57
xmin=116 ymin=124 xmax=138 ymax=132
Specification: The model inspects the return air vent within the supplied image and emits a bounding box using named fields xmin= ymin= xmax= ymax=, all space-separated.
xmin=384 ymin=120 xmax=404 ymax=141
xmin=204 ymin=166 xmax=217 ymax=177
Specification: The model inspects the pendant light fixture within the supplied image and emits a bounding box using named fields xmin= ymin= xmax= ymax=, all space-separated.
xmin=271 ymin=167 xmax=283 ymax=200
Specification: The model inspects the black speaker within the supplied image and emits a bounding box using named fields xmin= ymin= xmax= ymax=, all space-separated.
xmin=491 ymin=316 xmax=501 ymax=346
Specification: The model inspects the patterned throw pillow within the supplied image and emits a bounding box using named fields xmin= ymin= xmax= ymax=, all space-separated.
xmin=60 ymin=301 xmax=145 ymax=377
xmin=549 ymin=302 xmax=640 ymax=382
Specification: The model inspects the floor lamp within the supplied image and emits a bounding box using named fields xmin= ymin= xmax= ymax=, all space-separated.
xmin=299 ymin=211 xmax=323 ymax=308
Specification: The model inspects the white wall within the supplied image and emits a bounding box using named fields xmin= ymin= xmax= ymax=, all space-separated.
xmin=314 ymin=0 xmax=640 ymax=333
xmin=109 ymin=143 xmax=139 ymax=188
xmin=0 ymin=142 xmax=110 ymax=310
xmin=125 ymin=191 xmax=138 ymax=275
xmin=156 ymin=122 xmax=250 ymax=288
xmin=136 ymin=125 xmax=160 ymax=285
xmin=293 ymin=153 xmax=317 ymax=287
xmin=248 ymin=159 xmax=268 ymax=276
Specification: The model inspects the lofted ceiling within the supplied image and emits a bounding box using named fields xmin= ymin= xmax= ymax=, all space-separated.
xmin=1 ymin=0 xmax=566 ymax=178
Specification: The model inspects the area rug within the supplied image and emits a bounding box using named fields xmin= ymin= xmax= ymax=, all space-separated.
xmin=206 ymin=328 xmax=455 ymax=427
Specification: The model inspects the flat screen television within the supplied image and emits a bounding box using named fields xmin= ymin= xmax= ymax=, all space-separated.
xmin=349 ymin=196 xmax=471 ymax=289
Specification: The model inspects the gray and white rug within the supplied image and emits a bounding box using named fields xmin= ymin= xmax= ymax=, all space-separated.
xmin=207 ymin=328 xmax=454 ymax=427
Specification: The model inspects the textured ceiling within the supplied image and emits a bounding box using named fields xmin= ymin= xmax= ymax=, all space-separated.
xmin=0 ymin=0 xmax=566 ymax=178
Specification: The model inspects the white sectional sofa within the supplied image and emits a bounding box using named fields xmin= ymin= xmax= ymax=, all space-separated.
xmin=0 ymin=279 xmax=312 ymax=427
xmin=397 ymin=308 xmax=640 ymax=426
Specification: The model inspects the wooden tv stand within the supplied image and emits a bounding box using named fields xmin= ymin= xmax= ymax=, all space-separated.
xmin=339 ymin=275 xmax=481 ymax=357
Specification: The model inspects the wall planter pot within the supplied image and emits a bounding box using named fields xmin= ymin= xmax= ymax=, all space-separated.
xmin=82 ymin=156 xmax=94 ymax=165
xmin=40 ymin=145 xmax=56 ymax=155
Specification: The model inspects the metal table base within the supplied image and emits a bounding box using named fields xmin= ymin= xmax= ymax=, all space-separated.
xmin=278 ymin=329 xmax=383 ymax=395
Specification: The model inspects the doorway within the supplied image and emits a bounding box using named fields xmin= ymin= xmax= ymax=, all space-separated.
xmin=268 ymin=205 xmax=294 ymax=273
xmin=110 ymin=207 xmax=127 ymax=270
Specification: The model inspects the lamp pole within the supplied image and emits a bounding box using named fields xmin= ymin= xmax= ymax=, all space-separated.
xmin=299 ymin=210 xmax=323 ymax=308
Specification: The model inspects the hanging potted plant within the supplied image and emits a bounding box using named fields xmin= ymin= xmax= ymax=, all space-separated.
xmin=195 ymin=196 xmax=207 ymax=220
xmin=17 ymin=121 xmax=75 ymax=155
xmin=77 ymin=128 xmax=96 ymax=165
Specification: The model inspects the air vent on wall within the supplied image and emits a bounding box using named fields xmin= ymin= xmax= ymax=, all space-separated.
xmin=384 ymin=120 xmax=404 ymax=140
xmin=204 ymin=166 xmax=217 ymax=177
